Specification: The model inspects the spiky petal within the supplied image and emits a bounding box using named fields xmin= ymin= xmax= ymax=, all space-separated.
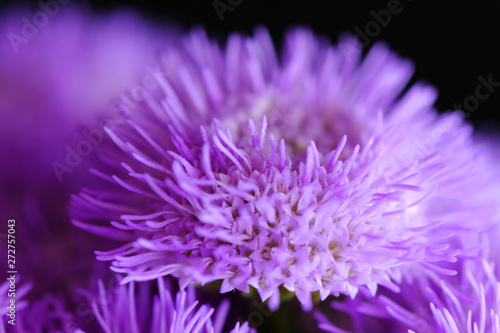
xmin=91 ymin=277 xmax=254 ymax=333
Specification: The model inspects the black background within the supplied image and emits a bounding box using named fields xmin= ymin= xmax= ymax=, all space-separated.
xmin=93 ymin=0 xmax=500 ymax=131
xmin=3 ymin=0 xmax=500 ymax=129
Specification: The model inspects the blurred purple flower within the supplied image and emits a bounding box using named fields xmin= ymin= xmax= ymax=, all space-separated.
xmin=70 ymin=27 xmax=500 ymax=311
xmin=473 ymin=131 xmax=500 ymax=277
xmin=316 ymin=256 xmax=500 ymax=333
xmin=0 ymin=280 xmax=30 ymax=330
xmin=0 ymin=3 xmax=166 ymax=324
xmin=13 ymin=294 xmax=84 ymax=333
xmin=1 ymin=278 xmax=83 ymax=332
xmin=91 ymin=277 xmax=254 ymax=333
xmin=0 ymin=6 xmax=167 ymax=187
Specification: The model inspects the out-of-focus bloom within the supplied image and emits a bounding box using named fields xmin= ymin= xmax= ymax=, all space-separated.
xmin=316 ymin=255 xmax=500 ymax=333
xmin=91 ymin=277 xmax=254 ymax=333
xmin=474 ymin=131 xmax=500 ymax=277
xmin=70 ymin=28 xmax=500 ymax=310
xmin=0 ymin=7 xmax=170 ymax=333
xmin=0 ymin=280 xmax=81 ymax=332
xmin=0 ymin=5 xmax=167 ymax=187
xmin=0 ymin=280 xmax=30 ymax=331
xmin=12 ymin=295 xmax=84 ymax=333
xmin=0 ymin=5 xmax=165 ymax=298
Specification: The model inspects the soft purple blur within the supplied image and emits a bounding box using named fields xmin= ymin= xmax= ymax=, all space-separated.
xmin=0 ymin=4 xmax=168 ymax=325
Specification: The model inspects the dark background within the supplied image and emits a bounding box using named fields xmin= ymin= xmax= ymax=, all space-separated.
xmin=4 ymin=0 xmax=500 ymax=129
xmin=94 ymin=0 xmax=500 ymax=130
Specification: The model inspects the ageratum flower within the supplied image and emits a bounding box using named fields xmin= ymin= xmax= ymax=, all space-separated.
xmin=0 ymin=5 xmax=165 ymax=302
xmin=316 ymin=256 xmax=500 ymax=333
xmin=91 ymin=277 xmax=253 ymax=333
xmin=70 ymin=28 xmax=500 ymax=310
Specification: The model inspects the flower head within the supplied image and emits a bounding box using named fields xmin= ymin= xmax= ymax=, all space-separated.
xmin=71 ymin=28 xmax=500 ymax=310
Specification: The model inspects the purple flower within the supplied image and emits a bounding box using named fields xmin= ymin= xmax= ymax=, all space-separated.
xmin=91 ymin=277 xmax=253 ymax=333
xmin=70 ymin=28 xmax=500 ymax=310
xmin=0 ymin=5 xmax=165 ymax=298
xmin=0 ymin=6 xmax=169 ymax=331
